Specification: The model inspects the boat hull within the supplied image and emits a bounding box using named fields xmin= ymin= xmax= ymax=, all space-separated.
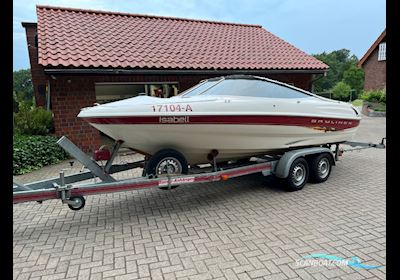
xmin=78 ymin=77 xmax=362 ymax=164
xmin=89 ymin=122 xmax=358 ymax=164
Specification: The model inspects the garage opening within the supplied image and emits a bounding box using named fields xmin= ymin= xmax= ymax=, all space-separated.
xmin=95 ymin=82 xmax=179 ymax=104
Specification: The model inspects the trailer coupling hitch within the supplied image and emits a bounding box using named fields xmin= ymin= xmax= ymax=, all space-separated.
xmin=365 ymin=137 xmax=386 ymax=149
xmin=380 ymin=137 xmax=386 ymax=147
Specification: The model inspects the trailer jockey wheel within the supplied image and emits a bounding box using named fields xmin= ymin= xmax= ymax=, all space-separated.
xmin=67 ymin=196 xmax=86 ymax=211
xmin=145 ymin=149 xmax=189 ymax=190
xmin=309 ymin=153 xmax=332 ymax=183
xmin=285 ymin=157 xmax=309 ymax=192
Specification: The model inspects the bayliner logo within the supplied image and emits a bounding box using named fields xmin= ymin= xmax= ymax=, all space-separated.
xmin=159 ymin=116 xmax=190 ymax=124
xmin=311 ymin=119 xmax=353 ymax=126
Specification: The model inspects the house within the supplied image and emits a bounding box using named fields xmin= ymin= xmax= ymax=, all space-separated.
xmin=22 ymin=5 xmax=328 ymax=152
xmin=357 ymin=29 xmax=386 ymax=91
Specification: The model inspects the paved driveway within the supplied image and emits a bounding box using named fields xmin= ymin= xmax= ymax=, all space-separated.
xmin=13 ymin=116 xmax=386 ymax=280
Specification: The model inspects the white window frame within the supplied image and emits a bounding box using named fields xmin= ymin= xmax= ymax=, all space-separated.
xmin=378 ymin=42 xmax=386 ymax=61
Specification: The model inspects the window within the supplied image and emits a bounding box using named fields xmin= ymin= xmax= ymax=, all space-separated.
xmin=197 ymin=79 xmax=312 ymax=99
xmin=378 ymin=42 xmax=386 ymax=61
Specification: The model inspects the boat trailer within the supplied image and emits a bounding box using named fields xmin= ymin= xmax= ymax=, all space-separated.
xmin=13 ymin=136 xmax=385 ymax=211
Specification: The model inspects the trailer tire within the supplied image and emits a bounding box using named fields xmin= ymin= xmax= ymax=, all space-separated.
xmin=145 ymin=149 xmax=189 ymax=190
xmin=67 ymin=196 xmax=85 ymax=211
xmin=284 ymin=157 xmax=309 ymax=192
xmin=309 ymin=153 xmax=332 ymax=183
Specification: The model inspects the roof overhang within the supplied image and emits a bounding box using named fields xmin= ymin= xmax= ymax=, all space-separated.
xmin=44 ymin=68 xmax=328 ymax=75
xmin=21 ymin=22 xmax=37 ymax=28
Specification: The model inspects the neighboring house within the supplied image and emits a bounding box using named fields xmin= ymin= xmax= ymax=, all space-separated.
xmin=357 ymin=29 xmax=386 ymax=91
xmin=23 ymin=5 xmax=328 ymax=152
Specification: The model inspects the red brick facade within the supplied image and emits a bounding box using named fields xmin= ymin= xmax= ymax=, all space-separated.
xmin=361 ymin=44 xmax=386 ymax=91
xmin=24 ymin=24 xmax=315 ymax=153
xmin=358 ymin=29 xmax=386 ymax=91
xmin=49 ymin=77 xmax=100 ymax=152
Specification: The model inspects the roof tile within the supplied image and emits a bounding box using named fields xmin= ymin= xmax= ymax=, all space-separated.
xmin=36 ymin=5 xmax=328 ymax=70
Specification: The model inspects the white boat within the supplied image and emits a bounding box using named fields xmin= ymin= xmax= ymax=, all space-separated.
xmin=78 ymin=75 xmax=361 ymax=166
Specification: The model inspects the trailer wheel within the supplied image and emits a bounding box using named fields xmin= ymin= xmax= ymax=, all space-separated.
xmin=284 ymin=157 xmax=309 ymax=192
xmin=309 ymin=153 xmax=332 ymax=183
xmin=145 ymin=149 xmax=189 ymax=190
xmin=67 ymin=196 xmax=85 ymax=211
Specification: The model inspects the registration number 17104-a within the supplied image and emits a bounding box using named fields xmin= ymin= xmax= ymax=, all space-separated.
xmin=151 ymin=104 xmax=193 ymax=112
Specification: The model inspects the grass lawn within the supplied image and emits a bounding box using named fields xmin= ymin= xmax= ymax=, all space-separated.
xmin=372 ymin=103 xmax=386 ymax=112
xmin=351 ymin=99 xmax=363 ymax=106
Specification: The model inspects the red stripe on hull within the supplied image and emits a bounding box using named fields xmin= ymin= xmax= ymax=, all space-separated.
xmin=83 ymin=115 xmax=360 ymax=130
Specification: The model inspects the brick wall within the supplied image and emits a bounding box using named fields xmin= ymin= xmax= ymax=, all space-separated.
xmin=50 ymin=77 xmax=100 ymax=152
xmin=362 ymin=44 xmax=386 ymax=91
xmin=169 ymin=73 xmax=312 ymax=92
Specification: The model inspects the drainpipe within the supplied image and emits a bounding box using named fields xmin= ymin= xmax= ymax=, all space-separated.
xmin=46 ymin=81 xmax=51 ymax=110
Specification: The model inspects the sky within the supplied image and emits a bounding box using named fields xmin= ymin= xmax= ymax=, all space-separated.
xmin=13 ymin=0 xmax=386 ymax=71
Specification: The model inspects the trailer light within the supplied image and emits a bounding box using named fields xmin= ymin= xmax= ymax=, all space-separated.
xmin=221 ymin=175 xmax=229 ymax=181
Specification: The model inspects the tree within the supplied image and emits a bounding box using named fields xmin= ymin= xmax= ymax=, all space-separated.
xmin=331 ymin=81 xmax=351 ymax=101
xmin=312 ymin=49 xmax=362 ymax=93
xmin=13 ymin=93 xmax=19 ymax=113
xmin=343 ymin=65 xmax=364 ymax=98
xmin=13 ymin=69 xmax=34 ymax=103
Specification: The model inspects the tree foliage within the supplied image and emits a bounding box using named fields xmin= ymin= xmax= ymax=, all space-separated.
xmin=13 ymin=69 xmax=34 ymax=104
xmin=312 ymin=49 xmax=364 ymax=98
xmin=343 ymin=65 xmax=365 ymax=96
xmin=331 ymin=81 xmax=351 ymax=101
xmin=13 ymin=93 xmax=19 ymax=113
xmin=14 ymin=102 xmax=54 ymax=135
xmin=360 ymin=89 xmax=386 ymax=104
xmin=13 ymin=68 xmax=54 ymax=135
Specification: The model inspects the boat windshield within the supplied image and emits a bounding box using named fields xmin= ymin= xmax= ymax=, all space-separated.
xmin=185 ymin=79 xmax=313 ymax=99
xmin=179 ymin=79 xmax=223 ymax=97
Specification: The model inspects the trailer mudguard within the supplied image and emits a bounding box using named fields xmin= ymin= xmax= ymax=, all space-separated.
xmin=274 ymin=147 xmax=335 ymax=179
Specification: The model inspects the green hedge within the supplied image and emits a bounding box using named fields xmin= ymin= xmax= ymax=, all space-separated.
xmin=14 ymin=102 xmax=54 ymax=135
xmin=13 ymin=135 xmax=70 ymax=175
xmin=331 ymin=81 xmax=351 ymax=101
xmin=360 ymin=89 xmax=386 ymax=104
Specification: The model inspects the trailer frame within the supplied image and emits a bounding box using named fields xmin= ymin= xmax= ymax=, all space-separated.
xmin=13 ymin=136 xmax=385 ymax=211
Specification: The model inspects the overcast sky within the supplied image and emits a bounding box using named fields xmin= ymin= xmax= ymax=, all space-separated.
xmin=13 ymin=0 xmax=386 ymax=71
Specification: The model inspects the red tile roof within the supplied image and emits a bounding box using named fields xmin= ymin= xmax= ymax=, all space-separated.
xmin=357 ymin=29 xmax=386 ymax=68
xmin=36 ymin=5 xmax=328 ymax=71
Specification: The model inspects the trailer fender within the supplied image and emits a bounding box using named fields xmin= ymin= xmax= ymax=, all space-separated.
xmin=274 ymin=147 xmax=334 ymax=179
